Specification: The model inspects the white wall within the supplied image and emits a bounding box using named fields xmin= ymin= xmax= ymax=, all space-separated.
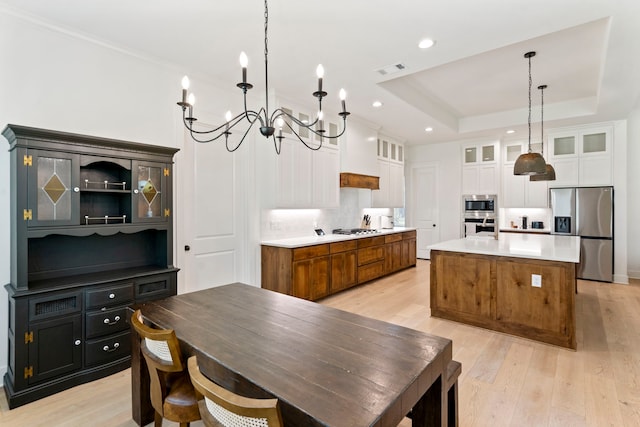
xmin=0 ymin=8 xmax=192 ymax=382
xmin=627 ymin=105 xmax=640 ymax=278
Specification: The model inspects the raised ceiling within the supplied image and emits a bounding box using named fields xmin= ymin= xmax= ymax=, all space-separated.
xmin=1 ymin=0 xmax=638 ymax=145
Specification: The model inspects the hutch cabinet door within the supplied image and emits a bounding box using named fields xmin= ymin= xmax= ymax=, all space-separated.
xmin=28 ymin=314 xmax=82 ymax=384
xmin=131 ymin=161 xmax=170 ymax=222
xmin=26 ymin=150 xmax=80 ymax=227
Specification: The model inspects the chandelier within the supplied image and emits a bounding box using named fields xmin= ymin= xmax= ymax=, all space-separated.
xmin=176 ymin=0 xmax=350 ymax=155
xmin=514 ymin=51 xmax=547 ymax=176
xmin=530 ymin=84 xmax=556 ymax=181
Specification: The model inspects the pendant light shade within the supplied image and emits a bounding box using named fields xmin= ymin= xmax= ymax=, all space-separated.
xmin=514 ymin=152 xmax=546 ymax=175
xmin=514 ymin=51 xmax=547 ymax=176
xmin=530 ymin=84 xmax=557 ymax=181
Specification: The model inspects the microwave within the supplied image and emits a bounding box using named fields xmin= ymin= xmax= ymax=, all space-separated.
xmin=463 ymin=194 xmax=497 ymax=216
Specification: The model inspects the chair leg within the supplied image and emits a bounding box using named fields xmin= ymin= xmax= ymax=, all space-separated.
xmin=154 ymin=411 xmax=163 ymax=427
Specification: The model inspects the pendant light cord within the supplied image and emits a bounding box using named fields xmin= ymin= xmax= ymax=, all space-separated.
xmin=540 ymin=85 xmax=544 ymax=156
xmin=528 ymin=53 xmax=532 ymax=153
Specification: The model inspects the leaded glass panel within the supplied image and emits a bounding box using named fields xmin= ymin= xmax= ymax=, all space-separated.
xmin=37 ymin=156 xmax=72 ymax=221
xmin=137 ymin=165 xmax=162 ymax=218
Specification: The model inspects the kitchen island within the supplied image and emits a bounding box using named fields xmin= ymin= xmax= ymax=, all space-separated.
xmin=429 ymin=233 xmax=580 ymax=349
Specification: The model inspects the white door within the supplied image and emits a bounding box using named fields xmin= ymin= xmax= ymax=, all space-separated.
xmin=410 ymin=163 xmax=439 ymax=259
xmin=176 ymin=125 xmax=249 ymax=293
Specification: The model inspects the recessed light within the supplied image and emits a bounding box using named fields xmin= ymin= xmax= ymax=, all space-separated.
xmin=425 ymin=127 xmax=433 ymax=132
xmin=418 ymin=39 xmax=435 ymax=49
xmin=506 ymin=129 xmax=515 ymax=134
xmin=372 ymin=101 xmax=383 ymax=108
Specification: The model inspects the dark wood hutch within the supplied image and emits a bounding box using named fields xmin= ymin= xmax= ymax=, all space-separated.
xmin=3 ymin=124 xmax=179 ymax=408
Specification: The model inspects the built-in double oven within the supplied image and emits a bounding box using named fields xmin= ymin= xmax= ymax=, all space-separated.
xmin=462 ymin=194 xmax=497 ymax=237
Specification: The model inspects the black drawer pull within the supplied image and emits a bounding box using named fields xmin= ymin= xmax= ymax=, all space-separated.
xmin=103 ymin=315 xmax=121 ymax=325
xmin=102 ymin=342 xmax=120 ymax=352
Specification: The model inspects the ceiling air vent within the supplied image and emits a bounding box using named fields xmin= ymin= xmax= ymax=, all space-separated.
xmin=376 ymin=63 xmax=406 ymax=76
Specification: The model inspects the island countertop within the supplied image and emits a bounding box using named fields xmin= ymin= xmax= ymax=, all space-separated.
xmin=428 ymin=233 xmax=580 ymax=263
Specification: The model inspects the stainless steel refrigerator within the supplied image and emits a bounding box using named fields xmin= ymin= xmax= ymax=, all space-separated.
xmin=550 ymin=186 xmax=613 ymax=282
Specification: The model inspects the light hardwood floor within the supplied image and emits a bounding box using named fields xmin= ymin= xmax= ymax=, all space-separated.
xmin=2 ymin=260 xmax=639 ymax=426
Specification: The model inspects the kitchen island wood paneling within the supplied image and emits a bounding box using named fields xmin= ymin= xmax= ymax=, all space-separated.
xmin=429 ymin=234 xmax=580 ymax=349
xmin=261 ymin=229 xmax=416 ymax=300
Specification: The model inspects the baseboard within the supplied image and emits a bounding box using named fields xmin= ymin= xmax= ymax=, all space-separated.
xmin=626 ymin=270 xmax=640 ymax=280
xmin=613 ymin=273 xmax=630 ymax=284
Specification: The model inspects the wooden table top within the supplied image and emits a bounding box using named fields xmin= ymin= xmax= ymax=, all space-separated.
xmin=137 ymin=283 xmax=452 ymax=426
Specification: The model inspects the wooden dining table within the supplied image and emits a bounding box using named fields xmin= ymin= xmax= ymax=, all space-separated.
xmin=130 ymin=283 xmax=452 ymax=427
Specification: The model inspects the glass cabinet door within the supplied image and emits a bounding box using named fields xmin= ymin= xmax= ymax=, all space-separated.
xmin=27 ymin=150 xmax=80 ymax=227
xmin=133 ymin=161 xmax=169 ymax=222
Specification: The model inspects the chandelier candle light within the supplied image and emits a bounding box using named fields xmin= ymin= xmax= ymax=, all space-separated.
xmin=530 ymin=84 xmax=556 ymax=181
xmin=514 ymin=51 xmax=547 ymax=176
xmin=176 ymin=0 xmax=350 ymax=155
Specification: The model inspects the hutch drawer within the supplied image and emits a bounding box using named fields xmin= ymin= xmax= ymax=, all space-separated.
xmin=85 ymin=306 xmax=130 ymax=339
xmin=85 ymin=283 xmax=134 ymax=309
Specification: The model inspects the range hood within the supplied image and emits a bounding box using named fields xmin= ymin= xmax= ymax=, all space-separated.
xmin=339 ymin=173 xmax=380 ymax=190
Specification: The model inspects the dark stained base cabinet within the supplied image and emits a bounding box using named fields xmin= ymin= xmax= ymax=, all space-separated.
xmin=3 ymin=125 xmax=179 ymax=408
xmin=261 ymin=230 xmax=416 ymax=301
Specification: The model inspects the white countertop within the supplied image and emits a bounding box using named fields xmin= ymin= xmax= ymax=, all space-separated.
xmin=261 ymin=227 xmax=416 ymax=248
xmin=428 ymin=233 xmax=580 ymax=263
xmin=499 ymin=227 xmax=551 ymax=234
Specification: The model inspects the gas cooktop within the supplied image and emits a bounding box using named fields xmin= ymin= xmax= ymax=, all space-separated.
xmin=332 ymin=228 xmax=380 ymax=235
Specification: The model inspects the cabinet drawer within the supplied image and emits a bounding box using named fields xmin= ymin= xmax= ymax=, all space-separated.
xmin=86 ymin=283 xmax=133 ymax=309
xmin=358 ymin=261 xmax=385 ymax=283
xmin=135 ymin=274 xmax=175 ymax=302
xmin=358 ymin=246 xmax=385 ymax=266
xmin=85 ymin=330 xmax=131 ymax=367
xmin=384 ymin=234 xmax=403 ymax=243
xmin=402 ymin=230 xmax=417 ymax=240
xmin=86 ymin=306 xmax=130 ymax=339
xmin=330 ymin=240 xmax=357 ymax=253
xmin=357 ymin=236 xmax=385 ymax=248
xmin=293 ymin=245 xmax=329 ymax=261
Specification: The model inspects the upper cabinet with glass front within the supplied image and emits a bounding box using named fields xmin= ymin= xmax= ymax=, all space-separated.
xmin=132 ymin=161 xmax=171 ymax=223
xmin=548 ymin=124 xmax=612 ymax=187
xmin=461 ymin=141 xmax=499 ymax=195
xmin=26 ymin=150 xmax=80 ymax=227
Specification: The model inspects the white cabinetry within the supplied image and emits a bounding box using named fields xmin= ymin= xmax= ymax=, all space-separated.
xmin=311 ymin=146 xmax=340 ymax=208
xmin=276 ymin=137 xmax=340 ymax=209
xmin=501 ymin=141 xmax=548 ymax=208
xmin=548 ymin=125 xmax=612 ymax=187
xmin=461 ymin=141 xmax=499 ymax=195
xmin=372 ymin=137 xmax=404 ymax=208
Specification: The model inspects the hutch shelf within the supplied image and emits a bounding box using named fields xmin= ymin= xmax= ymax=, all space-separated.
xmin=3 ymin=124 xmax=179 ymax=408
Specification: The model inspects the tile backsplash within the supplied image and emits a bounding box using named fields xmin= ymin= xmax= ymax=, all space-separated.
xmin=261 ymin=189 xmax=393 ymax=240
xmin=499 ymin=207 xmax=551 ymax=230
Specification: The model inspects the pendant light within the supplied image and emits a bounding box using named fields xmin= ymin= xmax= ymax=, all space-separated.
xmin=530 ymin=84 xmax=556 ymax=181
xmin=514 ymin=51 xmax=547 ymax=176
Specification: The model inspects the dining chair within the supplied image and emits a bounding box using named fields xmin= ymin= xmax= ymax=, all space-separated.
xmin=130 ymin=309 xmax=201 ymax=427
xmin=187 ymin=355 xmax=284 ymax=427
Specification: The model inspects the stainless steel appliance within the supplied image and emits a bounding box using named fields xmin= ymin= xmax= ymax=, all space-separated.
xmin=550 ymin=186 xmax=613 ymax=282
xmin=463 ymin=194 xmax=496 ymax=217
xmin=462 ymin=194 xmax=497 ymax=237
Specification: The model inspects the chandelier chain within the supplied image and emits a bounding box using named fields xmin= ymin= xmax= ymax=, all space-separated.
xmin=264 ymin=0 xmax=268 ymax=59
